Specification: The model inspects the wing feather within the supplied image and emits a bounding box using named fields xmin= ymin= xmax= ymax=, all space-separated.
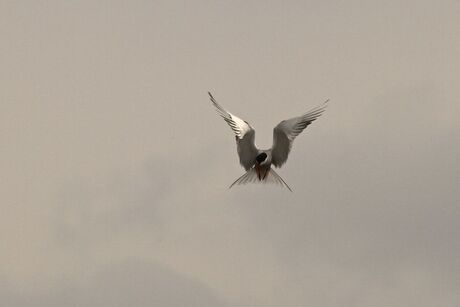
xmin=271 ymin=100 xmax=329 ymax=167
xmin=209 ymin=92 xmax=258 ymax=170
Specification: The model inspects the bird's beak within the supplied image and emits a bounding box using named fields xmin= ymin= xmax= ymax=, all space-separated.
xmin=255 ymin=162 xmax=261 ymax=180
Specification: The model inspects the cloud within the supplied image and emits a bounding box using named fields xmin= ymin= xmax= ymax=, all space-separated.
xmin=0 ymin=260 xmax=228 ymax=307
xmin=1 ymin=1 xmax=459 ymax=306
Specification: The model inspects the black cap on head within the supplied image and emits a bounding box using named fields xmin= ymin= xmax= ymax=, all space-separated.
xmin=256 ymin=153 xmax=267 ymax=163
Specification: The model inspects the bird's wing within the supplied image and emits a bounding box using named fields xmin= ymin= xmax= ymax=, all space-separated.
xmin=271 ymin=100 xmax=329 ymax=167
xmin=209 ymin=92 xmax=258 ymax=170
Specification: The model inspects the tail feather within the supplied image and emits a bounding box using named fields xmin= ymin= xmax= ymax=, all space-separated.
xmin=229 ymin=168 xmax=258 ymax=188
xmin=229 ymin=167 xmax=292 ymax=192
xmin=267 ymin=168 xmax=292 ymax=192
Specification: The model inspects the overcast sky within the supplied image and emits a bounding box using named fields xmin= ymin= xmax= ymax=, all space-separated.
xmin=1 ymin=1 xmax=459 ymax=306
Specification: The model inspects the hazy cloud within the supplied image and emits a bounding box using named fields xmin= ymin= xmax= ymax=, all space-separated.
xmin=0 ymin=260 xmax=228 ymax=307
xmin=1 ymin=1 xmax=459 ymax=306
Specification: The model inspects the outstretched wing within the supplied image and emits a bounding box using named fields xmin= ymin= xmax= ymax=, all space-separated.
xmin=271 ymin=100 xmax=329 ymax=167
xmin=209 ymin=92 xmax=258 ymax=170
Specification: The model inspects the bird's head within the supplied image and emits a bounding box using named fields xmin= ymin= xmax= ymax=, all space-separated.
xmin=255 ymin=152 xmax=268 ymax=166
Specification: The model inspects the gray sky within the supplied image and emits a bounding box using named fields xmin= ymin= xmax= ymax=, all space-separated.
xmin=1 ymin=1 xmax=459 ymax=306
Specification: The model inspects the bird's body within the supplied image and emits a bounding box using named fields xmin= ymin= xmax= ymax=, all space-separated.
xmin=209 ymin=92 xmax=328 ymax=191
xmin=254 ymin=151 xmax=270 ymax=180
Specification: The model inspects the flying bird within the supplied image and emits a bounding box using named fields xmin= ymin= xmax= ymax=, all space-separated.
xmin=209 ymin=92 xmax=328 ymax=191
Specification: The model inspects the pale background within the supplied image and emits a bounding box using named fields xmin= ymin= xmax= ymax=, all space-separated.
xmin=1 ymin=1 xmax=459 ymax=306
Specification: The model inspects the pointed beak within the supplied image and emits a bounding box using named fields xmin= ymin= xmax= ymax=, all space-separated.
xmin=255 ymin=162 xmax=261 ymax=180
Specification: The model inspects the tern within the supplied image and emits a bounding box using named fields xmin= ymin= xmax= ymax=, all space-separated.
xmin=209 ymin=92 xmax=328 ymax=191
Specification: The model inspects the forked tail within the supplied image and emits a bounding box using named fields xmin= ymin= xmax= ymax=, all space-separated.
xmin=229 ymin=167 xmax=292 ymax=192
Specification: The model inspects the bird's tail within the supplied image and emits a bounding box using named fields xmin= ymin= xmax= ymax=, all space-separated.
xmin=229 ymin=167 xmax=292 ymax=191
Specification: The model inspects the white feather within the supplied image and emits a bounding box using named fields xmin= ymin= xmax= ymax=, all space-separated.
xmin=209 ymin=92 xmax=258 ymax=170
xmin=271 ymin=100 xmax=329 ymax=167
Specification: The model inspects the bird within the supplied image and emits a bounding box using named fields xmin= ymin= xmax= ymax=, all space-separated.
xmin=209 ymin=92 xmax=329 ymax=191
